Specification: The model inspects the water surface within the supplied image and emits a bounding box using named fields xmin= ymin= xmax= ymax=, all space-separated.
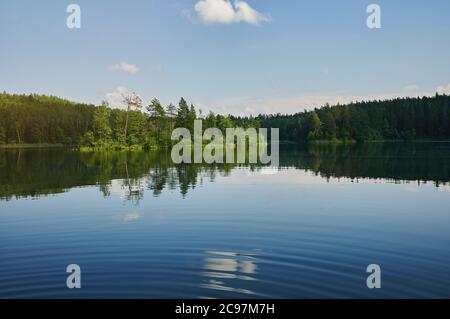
xmin=1 ymin=143 xmax=450 ymax=298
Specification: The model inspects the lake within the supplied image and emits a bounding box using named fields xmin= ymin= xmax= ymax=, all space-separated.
xmin=1 ymin=142 xmax=450 ymax=298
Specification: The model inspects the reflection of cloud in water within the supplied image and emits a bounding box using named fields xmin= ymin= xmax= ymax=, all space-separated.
xmin=107 ymin=178 xmax=145 ymax=206
xmin=438 ymin=185 xmax=450 ymax=192
xmin=259 ymin=167 xmax=279 ymax=175
xmin=235 ymin=169 xmax=354 ymax=186
xmin=109 ymin=179 xmax=145 ymax=200
xmin=114 ymin=211 xmax=140 ymax=222
xmin=201 ymin=279 xmax=254 ymax=296
xmin=205 ymin=257 xmax=239 ymax=272
xmin=201 ymin=250 xmax=259 ymax=296
xmin=404 ymin=184 xmax=419 ymax=192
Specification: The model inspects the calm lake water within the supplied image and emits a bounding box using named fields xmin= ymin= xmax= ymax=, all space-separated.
xmin=1 ymin=143 xmax=450 ymax=298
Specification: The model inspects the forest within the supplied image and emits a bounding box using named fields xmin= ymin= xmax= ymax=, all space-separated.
xmin=0 ymin=92 xmax=449 ymax=147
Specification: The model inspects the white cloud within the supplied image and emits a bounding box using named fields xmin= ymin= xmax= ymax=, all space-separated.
xmin=199 ymin=82 xmax=450 ymax=116
xmin=195 ymin=0 xmax=237 ymax=24
xmin=202 ymin=91 xmax=432 ymax=116
xmin=104 ymin=82 xmax=450 ymax=116
xmin=437 ymin=83 xmax=450 ymax=95
xmin=194 ymin=0 xmax=270 ymax=25
xmin=108 ymin=62 xmax=140 ymax=74
xmin=404 ymin=84 xmax=419 ymax=92
xmin=105 ymin=86 xmax=143 ymax=110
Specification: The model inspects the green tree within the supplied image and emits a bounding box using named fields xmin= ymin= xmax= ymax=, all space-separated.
xmin=320 ymin=111 xmax=336 ymax=139
xmin=204 ymin=111 xmax=217 ymax=129
xmin=122 ymin=92 xmax=143 ymax=145
xmin=217 ymin=115 xmax=234 ymax=132
xmin=93 ymin=101 xmax=112 ymax=145
xmin=81 ymin=131 xmax=95 ymax=147
xmin=176 ymin=97 xmax=191 ymax=129
xmin=0 ymin=126 xmax=5 ymax=144
xmin=165 ymin=103 xmax=177 ymax=139
xmin=147 ymin=98 xmax=166 ymax=144
xmin=110 ymin=109 xmax=126 ymax=145
xmin=305 ymin=111 xmax=321 ymax=140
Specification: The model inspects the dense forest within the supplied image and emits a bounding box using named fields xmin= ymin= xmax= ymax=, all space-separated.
xmin=238 ymin=94 xmax=450 ymax=142
xmin=0 ymin=92 xmax=240 ymax=148
xmin=0 ymin=92 xmax=449 ymax=147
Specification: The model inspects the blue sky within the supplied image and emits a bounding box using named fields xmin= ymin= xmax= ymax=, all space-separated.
xmin=1 ymin=0 xmax=450 ymax=115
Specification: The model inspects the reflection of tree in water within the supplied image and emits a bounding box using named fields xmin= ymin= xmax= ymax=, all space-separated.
xmin=123 ymin=155 xmax=144 ymax=204
xmin=87 ymin=150 xmax=237 ymax=200
xmin=1 ymin=142 xmax=450 ymax=201
xmin=80 ymin=151 xmax=146 ymax=204
xmin=282 ymin=142 xmax=450 ymax=186
xmin=81 ymin=150 xmax=236 ymax=200
xmin=147 ymin=167 xmax=169 ymax=197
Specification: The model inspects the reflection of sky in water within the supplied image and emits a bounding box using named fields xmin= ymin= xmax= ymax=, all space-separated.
xmin=109 ymin=179 xmax=145 ymax=201
xmin=201 ymin=251 xmax=259 ymax=297
xmin=107 ymin=169 xmax=450 ymax=203
xmin=2 ymin=145 xmax=450 ymax=298
xmin=114 ymin=211 xmax=140 ymax=223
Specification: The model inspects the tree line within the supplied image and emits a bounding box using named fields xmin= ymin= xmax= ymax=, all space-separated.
xmin=247 ymin=94 xmax=450 ymax=142
xmin=0 ymin=92 xmax=449 ymax=147
xmin=0 ymin=92 xmax=239 ymax=148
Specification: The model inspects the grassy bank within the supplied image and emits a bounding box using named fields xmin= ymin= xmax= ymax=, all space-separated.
xmin=0 ymin=143 xmax=65 ymax=149
xmin=307 ymin=138 xmax=357 ymax=144
xmin=2 ymin=139 xmax=449 ymax=150
xmin=79 ymin=144 xmax=153 ymax=152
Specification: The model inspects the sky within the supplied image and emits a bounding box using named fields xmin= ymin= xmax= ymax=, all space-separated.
xmin=1 ymin=0 xmax=450 ymax=115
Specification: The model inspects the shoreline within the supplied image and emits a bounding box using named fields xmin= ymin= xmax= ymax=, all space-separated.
xmin=2 ymin=139 xmax=450 ymax=150
xmin=0 ymin=143 xmax=65 ymax=149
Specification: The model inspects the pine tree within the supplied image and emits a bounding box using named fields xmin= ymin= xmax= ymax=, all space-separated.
xmin=147 ymin=98 xmax=166 ymax=144
xmin=122 ymin=92 xmax=142 ymax=145
xmin=93 ymin=101 xmax=112 ymax=145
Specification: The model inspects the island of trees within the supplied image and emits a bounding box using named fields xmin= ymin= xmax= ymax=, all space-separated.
xmin=0 ymin=92 xmax=449 ymax=148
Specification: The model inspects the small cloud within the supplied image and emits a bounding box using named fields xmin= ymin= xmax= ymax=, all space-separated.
xmin=194 ymin=0 xmax=270 ymax=25
xmin=404 ymin=84 xmax=419 ymax=92
xmin=180 ymin=8 xmax=195 ymax=22
xmin=436 ymin=83 xmax=450 ymax=95
xmin=108 ymin=62 xmax=140 ymax=74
